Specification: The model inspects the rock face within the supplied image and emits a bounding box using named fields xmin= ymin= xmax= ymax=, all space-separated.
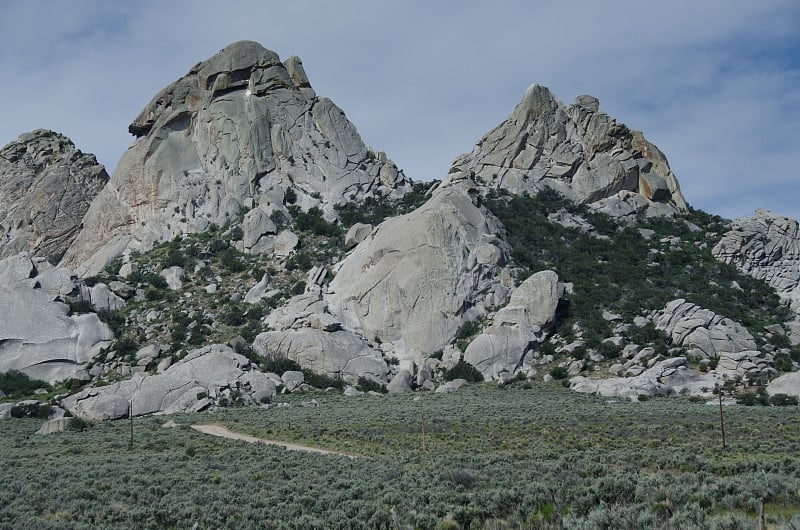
xmin=253 ymin=328 xmax=388 ymax=383
xmin=712 ymin=210 xmax=800 ymax=313
xmin=444 ymin=85 xmax=687 ymax=218
xmin=62 ymin=40 xmax=410 ymax=276
xmin=650 ymin=299 xmax=772 ymax=381
xmin=61 ymin=344 xmax=276 ymax=420
xmin=464 ymin=270 xmax=559 ymax=380
xmin=0 ymin=130 xmax=108 ymax=260
xmin=0 ymin=254 xmax=112 ymax=383
xmin=328 ymin=186 xmax=509 ymax=361
xmin=570 ymin=357 xmax=718 ymax=401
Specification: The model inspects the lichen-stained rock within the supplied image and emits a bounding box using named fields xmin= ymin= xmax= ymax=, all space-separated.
xmin=253 ymin=328 xmax=388 ymax=383
xmin=61 ymin=344 xmax=276 ymax=420
xmin=712 ymin=209 xmax=800 ymax=313
xmin=63 ymin=40 xmax=411 ymax=276
xmin=0 ymin=130 xmax=108 ymax=260
xmin=464 ymin=270 xmax=559 ymax=380
xmin=328 ymin=186 xmax=509 ymax=360
xmin=444 ymin=84 xmax=687 ymax=217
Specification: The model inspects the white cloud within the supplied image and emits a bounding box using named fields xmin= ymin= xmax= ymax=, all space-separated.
xmin=0 ymin=0 xmax=798 ymax=220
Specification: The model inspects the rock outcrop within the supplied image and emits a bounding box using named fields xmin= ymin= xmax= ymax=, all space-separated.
xmin=0 ymin=254 xmax=112 ymax=383
xmin=464 ymin=270 xmax=560 ymax=380
xmin=650 ymin=299 xmax=772 ymax=381
xmin=0 ymin=130 xmax=108 ymax=260
xmin=328 ymin=186 xmax=510 ymax=361
xmin=570 ymin=357 xmax=719 ymax=401
xmin=61 ymin=344 xmax=276 ymax=420
xmin=63 ymin=40 xmax=410 ymax=276
xmin=444 ymin=85 xmax=687 ymax=219
xmin=253 ymin=328 xmax=388 ymax=384
xmin=712 ymin=210 xmax=800 ymax=313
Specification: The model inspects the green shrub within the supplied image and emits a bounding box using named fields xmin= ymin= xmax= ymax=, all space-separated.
xmin=0 ymin=371 xmax=51 ymax=398
xmin=302 ymin=369 xmax=344 ymax=390
xmin=443 ymin=360 xmax=483 ymax=383
xmin=770 ymin=394 xmax=799 ymax=406
xmin=66 ymin=417 xmax=91 ymax=431
xmin=356 ymin=377 xmax=386 ymax=393
xmin=10 ymin=403 xmax=52 ymax=419
xmin=549 ymin=366 xmax=569 ymax=380
xmin=67 ymin=299 xmax=95 ymax=314
xmin=262 ymin=356 xmax=302 ymax=375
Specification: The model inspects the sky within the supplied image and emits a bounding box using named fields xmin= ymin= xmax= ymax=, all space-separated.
xmin=1 ymin=1 xmax=798 ymax=221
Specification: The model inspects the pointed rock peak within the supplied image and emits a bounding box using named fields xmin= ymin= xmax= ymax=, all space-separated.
xmin=512 ymin=84 xmax=558 ymax=123
xmin=284 ymin=55 xmax=311 ymax=89
xmin=448 ymin=83 xmax=688 ymax=219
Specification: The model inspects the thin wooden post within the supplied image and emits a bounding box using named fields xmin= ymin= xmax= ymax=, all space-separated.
xmin=419 ymin=396 xmax=426 ymax=452
xmin=129 ymin=399 xmax=133 ymax=450
xmin=717 ymin=386 xmax=726 ymax=453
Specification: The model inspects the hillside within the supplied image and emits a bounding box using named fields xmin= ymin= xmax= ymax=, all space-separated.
xmin=0 ymin=40 xmax=799 ymax=422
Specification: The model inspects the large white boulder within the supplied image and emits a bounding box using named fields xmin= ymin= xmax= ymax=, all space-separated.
xmin=328 ymin=186 xmax=508 ymax=360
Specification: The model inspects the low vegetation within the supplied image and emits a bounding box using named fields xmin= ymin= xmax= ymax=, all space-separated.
xmin=2 ymin=383 xmax=799 ymax=528
xmin=484 ymin=189 xmax=798 ymax=363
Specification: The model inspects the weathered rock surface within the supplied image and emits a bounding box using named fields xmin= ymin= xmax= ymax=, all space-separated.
xmin=650 ymin=299 xmax=771 ymax=380
xmin=464 ymin=270 xmax=559 ymax=380
xmin=712 ymin=209 xmax=800 ymax=313
xmin=61 ymin=344 xmax=276 ymax=420
xmin=253 ymin=328 xmax=388 ymax=383
xmin=766 ymin=371 xmax=800 ymax=397
xmin=0 ymin=254 xmax=112 ymax=383
xmin=570 ymin=357 xmax=719 ymax=401
xmin=62 ymin=40 xmax=410 ymax=276
xmin=328 ymin=186 xmax=509 ymax=361
xmin=35 ymin=417 xmax=71 ymax=435
xmin=0 ymin=130 xmax=108 ymax=260
xmin=344 ymin=222 xmax=372 ymax=249
xmin=444 ymin=85 xmax=687 ymax=218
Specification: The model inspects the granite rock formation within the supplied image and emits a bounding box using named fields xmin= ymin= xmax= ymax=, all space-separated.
xmin=444 ymin=85 xmax=687 ymax=219
xmin=0 ymin=130 xmax=108 ymax=260
xmin=62 ymin=40 xmax=410 ymax=276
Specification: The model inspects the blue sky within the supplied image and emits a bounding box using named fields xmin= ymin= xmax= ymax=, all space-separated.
xmin=1 ymin=1 xmax=798 ymax=221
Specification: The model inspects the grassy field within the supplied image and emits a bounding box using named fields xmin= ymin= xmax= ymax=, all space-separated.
xmin=2 ymin=382 xmax=799 ymax=529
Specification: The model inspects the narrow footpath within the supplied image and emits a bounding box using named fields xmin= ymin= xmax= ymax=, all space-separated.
xmin=191 ymin=424 xmax=359 ymax=458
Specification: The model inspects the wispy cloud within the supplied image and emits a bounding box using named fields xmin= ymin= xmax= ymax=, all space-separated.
xmin=0 ymin=0 xmax=797 ymax=220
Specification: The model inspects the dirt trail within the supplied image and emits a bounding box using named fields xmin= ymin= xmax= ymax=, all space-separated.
xmin=191 ymin=424 xmax=359 ymax=458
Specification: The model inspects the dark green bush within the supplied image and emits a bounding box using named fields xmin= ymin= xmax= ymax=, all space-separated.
xmin=302 ymin=369 xmax=344 ymax=390
xmin=262 ymin=356 xmax=302 ymax=375
xmin=770 ymin=394 xmax=799 ymax=406
xmin=443 ymin=360 xmax=484 ymax=383
xmin=549 ymin=366 xmax=569 ymax=380
xmin=67 ymin=417 xmax=91 ymax=431
xmin=0 ymin=370 xmax=51 ymax=397
xmin=67 ymin=299 xmax=95 ymax=314
xmin=357 ymin=377 xmax=386 ymax=393
xmin=10 ymin=403 xmax=52 ymax=419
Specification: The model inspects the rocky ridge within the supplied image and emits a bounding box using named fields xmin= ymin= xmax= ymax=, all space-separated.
xmin=444 ymin=85 xmax=687 ymax=221
xmin=62 ymin=40 xmax=410 ymax=276
xmin=2 ymin=40 xmax=800 ymax=418
xmin=0 ymin=129 xmax=108 ymax=260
